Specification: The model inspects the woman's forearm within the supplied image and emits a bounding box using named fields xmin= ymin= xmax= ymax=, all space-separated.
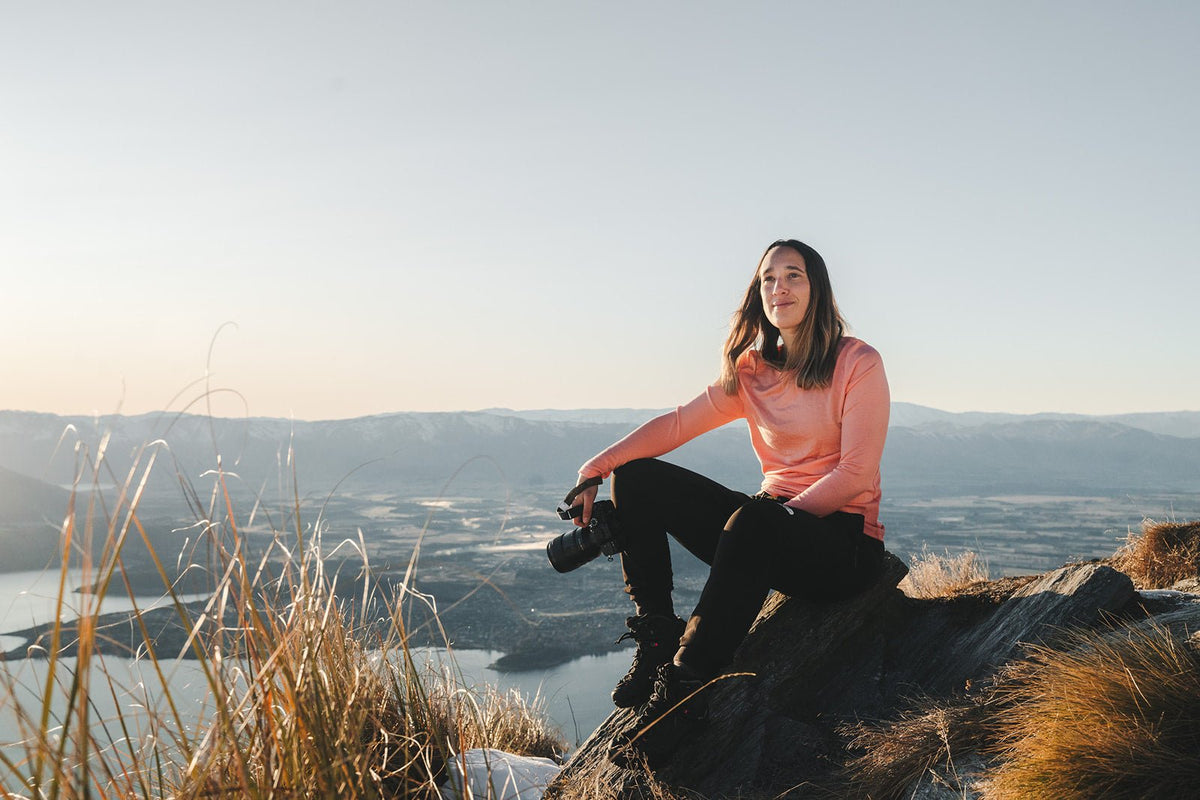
xmin=580 ymin=385 xmax=743 ymax=479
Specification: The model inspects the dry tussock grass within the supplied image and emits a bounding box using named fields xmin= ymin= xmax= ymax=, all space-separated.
xmin=984 ymin=624 xmax=1200 ymax=799
xmin=844 ymin=522 xmax=1200 ymax=800
xmin=175 ymin=563 xmax=511 ymax=799
xmin=0 ymin=426 xmax=565 ymax=799
xmin=546 ymin=769 xmax=704 ymax=800
xmin=840 ymin=698 xmax=995 ymax=800
xmin=424 ymin=677 xmax=564 ymax=761
xmin=546 ymin=768 xmax=784 ymax=800
xmin=842 ymin=625 xmax=1200 ymax=800
xmin=899 ymin=547 xmax=990 ymax=599
xmin=1108 ymin=518 xmax=1200 ymax=589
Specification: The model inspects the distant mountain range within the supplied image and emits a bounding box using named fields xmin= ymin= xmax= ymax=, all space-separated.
xmin=1 ymin=404 xmax=1198 ymax=521
xmin=885 ymin=403 xmax=1200 ymax=438
xmin=483 ymin=403 xmax=1200 ymax=439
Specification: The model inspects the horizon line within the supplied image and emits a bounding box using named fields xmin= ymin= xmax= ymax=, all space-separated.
xmin=2 ymin=402 xmax=1198 ymax=425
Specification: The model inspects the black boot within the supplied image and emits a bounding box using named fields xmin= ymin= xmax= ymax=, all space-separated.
xmin=611 ymin=613 xmax=686 ymax=708
xmin=608 ymin=661 xmax=709 ymax=768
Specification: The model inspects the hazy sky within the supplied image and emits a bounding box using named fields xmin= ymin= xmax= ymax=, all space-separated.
xmin=3 ymin=2 xmax=1197 ymax=420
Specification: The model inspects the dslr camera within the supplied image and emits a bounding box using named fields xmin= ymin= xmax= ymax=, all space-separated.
xmin=545 ymin=480 xmax=626 ymax=573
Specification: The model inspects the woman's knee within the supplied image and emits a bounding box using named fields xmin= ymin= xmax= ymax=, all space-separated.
xmin=612 ymin=457 xmax=659 ymax=484
xmin=612 ymin=458 xmax=667 ymax=506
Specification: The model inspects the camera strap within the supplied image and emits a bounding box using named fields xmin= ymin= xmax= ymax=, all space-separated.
xmin=558 ymin=475 xmax=603 ymax=516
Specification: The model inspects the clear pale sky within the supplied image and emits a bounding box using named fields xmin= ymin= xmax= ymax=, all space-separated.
xmin=3 ymin=2 xmax=1197 ymax=420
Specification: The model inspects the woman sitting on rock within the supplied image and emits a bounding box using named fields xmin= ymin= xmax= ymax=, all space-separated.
xmin=570 ymin=238 xmax=891 ymax=765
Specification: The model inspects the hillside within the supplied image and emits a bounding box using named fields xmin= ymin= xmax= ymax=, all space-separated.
xmin=548 ymin=521 xmax=1200 ymax=799
xmin=0 ymin=465 xmax=69 ymax=522
xmin=0 ymin=467 xmax=70 ymax=571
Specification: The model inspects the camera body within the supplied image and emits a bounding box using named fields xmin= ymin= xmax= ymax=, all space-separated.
xmin=546 ymin=499 xmax=625 ymax=573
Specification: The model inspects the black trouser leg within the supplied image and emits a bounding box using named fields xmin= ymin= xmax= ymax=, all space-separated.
xmin=611 ymin=458 xmax=747 ymax=617
xmin=675 ymin=501 xmax=880 ymax=677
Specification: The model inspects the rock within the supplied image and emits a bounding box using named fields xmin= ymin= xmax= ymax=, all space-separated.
xmin=657 ymin=552 xmax=911 ymax=793
xmin=546 ymin=552 xmax=909 ymax=798
xmin=1127 ymin=603 xmax=1200 ymax=639
xmin=910 ymin=563 xmax=1135 ymax=692
xmin=546 ymin=558 xmax=1146 ymax=799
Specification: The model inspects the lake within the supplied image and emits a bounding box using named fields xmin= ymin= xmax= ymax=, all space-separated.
xmin=0 ymin=567 xmax=209 ymax=653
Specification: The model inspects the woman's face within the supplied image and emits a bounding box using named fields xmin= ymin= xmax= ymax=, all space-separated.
xmin=758 ymin=246 xmax=810 ymax=335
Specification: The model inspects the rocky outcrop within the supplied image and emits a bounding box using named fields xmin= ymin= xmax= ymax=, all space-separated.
xmin=545 ymin=556 xmax=1164 ymax=799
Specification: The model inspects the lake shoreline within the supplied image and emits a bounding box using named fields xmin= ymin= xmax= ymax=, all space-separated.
xmin=1 ymin=597 xmax=629 ymax=671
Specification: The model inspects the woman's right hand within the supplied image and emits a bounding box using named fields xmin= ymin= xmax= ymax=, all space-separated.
xmin=572 ymin=473 xmax=599 ymax=526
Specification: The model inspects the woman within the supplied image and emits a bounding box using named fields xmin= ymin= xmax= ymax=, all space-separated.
xmin=570 ymin=239 xmax=890 ymax=765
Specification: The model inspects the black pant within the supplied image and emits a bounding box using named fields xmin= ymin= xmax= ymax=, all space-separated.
xmin=612 ymin=458 xmax=884 ymax=678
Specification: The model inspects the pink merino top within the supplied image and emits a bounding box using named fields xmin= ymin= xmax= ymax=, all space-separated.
xmin=579 ymin=337 xmax=890 ymax=540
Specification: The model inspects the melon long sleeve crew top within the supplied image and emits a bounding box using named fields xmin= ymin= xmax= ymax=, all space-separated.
xmin=579 ymin=337 xmax=890 ymax=540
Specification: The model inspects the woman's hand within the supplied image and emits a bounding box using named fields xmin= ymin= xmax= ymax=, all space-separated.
xmin=572 ymin=473 xmax=599 ymax=526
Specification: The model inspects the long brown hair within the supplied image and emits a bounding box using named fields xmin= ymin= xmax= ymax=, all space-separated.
xmin=719 ymin=239 xmax=846 ymax=394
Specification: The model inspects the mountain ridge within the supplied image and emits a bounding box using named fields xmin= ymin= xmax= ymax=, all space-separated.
xmin=1 ymin=406 xmax=1197 ymax=512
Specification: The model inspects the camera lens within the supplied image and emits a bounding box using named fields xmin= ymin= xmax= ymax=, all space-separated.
xmin=546 ymin=527 xmax=601 ymax=573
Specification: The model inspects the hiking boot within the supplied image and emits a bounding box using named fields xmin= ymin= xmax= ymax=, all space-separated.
xmin=611 ymin=613 xmax=686 ymax=708
xmin=608 ymin=662 xmax=709 ymax=768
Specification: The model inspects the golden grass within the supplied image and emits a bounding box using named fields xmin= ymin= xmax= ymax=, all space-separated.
xmin=1108 ymin=518 xmax=1200 ymax=589
xmin=176 ymin=566 xmax=445 ymax=798
xmin=841 ymin=624 xmax=1200 ymax=800
xmin=545 ymin=768 xmax=720 ymax=800
xmin=840 ymin=698 xmax=995 ymax=800
xmin=845 ymin=528 xmax=1200 ymax=799
xmin=899 ymin=547 xmax=990 ymax=599
xmin=424 ymin=678 xmax=565 ymax=761
xmin=984 ymin=625 xmax=1200 ymax=799
xmin=0 ymin=427 xmax=564 ymax=799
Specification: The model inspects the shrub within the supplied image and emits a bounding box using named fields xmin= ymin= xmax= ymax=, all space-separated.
xmin=1109 ymin=519 xmax=1200 ymax=589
